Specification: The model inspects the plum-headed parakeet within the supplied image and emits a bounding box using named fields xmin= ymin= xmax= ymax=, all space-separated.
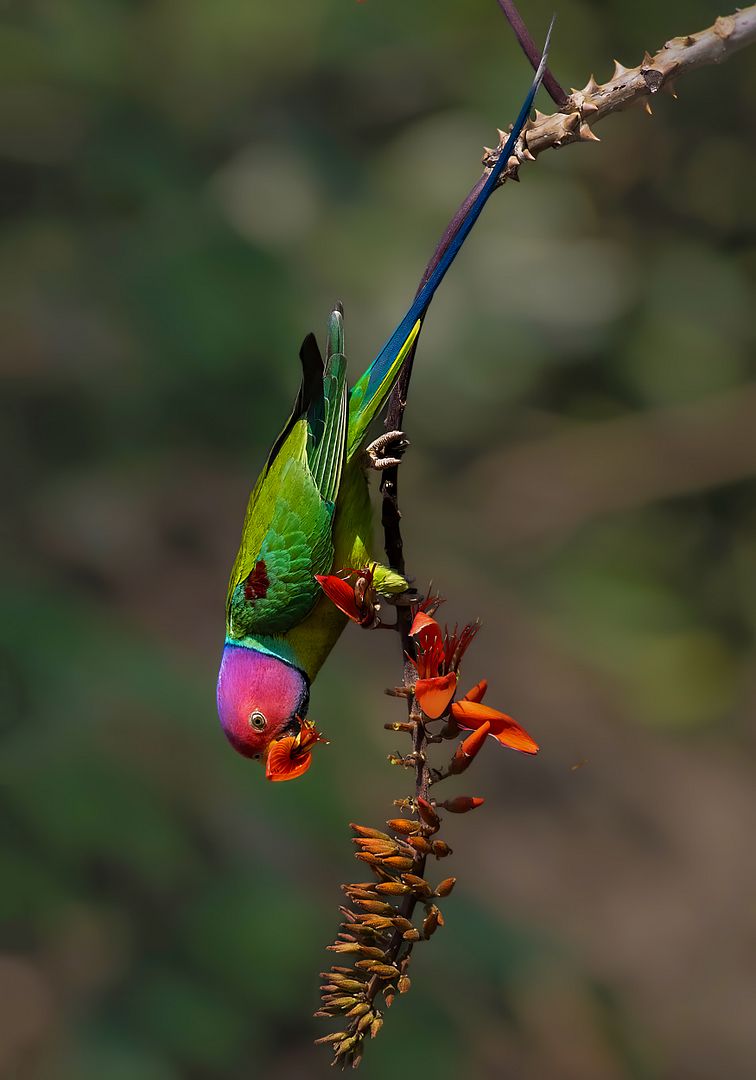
xmin=217 ymin=41 xmax=550 ymax=779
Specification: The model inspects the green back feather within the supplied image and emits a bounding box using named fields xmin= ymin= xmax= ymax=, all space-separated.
xmin=225 ymin=310 xmax=349 ymax=639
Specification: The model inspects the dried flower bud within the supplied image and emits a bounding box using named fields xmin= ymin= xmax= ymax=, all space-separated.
xmin=335 ymin=1034 xmax=358 ymax=1056
xmin=362 ymin=963 xmax=400 ymax=979
xmin=387 ymin=818 xmax=421 ymax=836
xmin=422 ymin=908 xmax=440 ymax=938
xmin=382 ymin=856 xmax=415 ymax=871
xmin=374 ymin=881 xmax=412 ymax=895
xmin=347 ymin=1002 xmax=372 ymax=1018
xmin=356 ymin=1010 xmax=374 ymax=1033
xmin=357 ymin=915 xmax=394 ymax=929
xmin=355 ymin=852 xmax=382 ymax=866
xmin=343 ymin=888 xmax=381 ymax=901
xmin=397 ymin=975 xmax=411 ymax=994
xmin=314 ymin=1031 xmax=348 ymax=1046
xmin=370 ymin=1016 xmax=383 ymax=1038
xmin=354 ymin=900 xmax=395 ymax=916
xmin=323 ymin=976 xmax=365 ymax=993
xmin=351 ymin=824 xmax=391 ymax=840
xmin=402 ymin=928 xmax=421 ymax=941
xmin=391 ymin=916 xmax=414 ymax=932
xmin=435 ymin=877 xmax=457 ymax=897
xmin=401 ymin=873 xmax=433 ymax=897
xmin=362 ymin=946 xmax=388 ymax=960
xmin=431 ymin=840 xmax=452 ymax=858
xmin=321 ymin=995 xmax=358 ymax=1008
xmin=354 ymin=838 xmax=400 ymax=854
xmin=406 ymin=836 xmax=431 ymax=854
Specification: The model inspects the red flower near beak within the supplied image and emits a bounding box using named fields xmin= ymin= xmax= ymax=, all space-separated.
xmin=266 ymin=719 xmax=328 ymax=782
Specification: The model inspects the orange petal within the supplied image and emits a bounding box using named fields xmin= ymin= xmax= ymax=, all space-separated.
xmin=415 ymin=671 xmax=457 ymax=719
xmin=463 ymin=679 xmax=488 ymax=704
xmin=451 ymin=700 xmax=539 ymax=755
xmin=265 ymin=737 xmax=313 ymax=781
xmin=315 ymin=574 xmax=361 ymax=622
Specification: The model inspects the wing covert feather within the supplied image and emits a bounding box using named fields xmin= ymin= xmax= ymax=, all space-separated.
xmin=225 ymin=420 xmax=334 ymax=638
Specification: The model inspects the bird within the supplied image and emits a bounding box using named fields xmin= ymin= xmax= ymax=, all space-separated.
xmin=216 ymin=30 xmax=552 ymax=778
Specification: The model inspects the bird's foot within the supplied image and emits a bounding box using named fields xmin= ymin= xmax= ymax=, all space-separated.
xmin=364 ymin=430 xmax=409 ymax=471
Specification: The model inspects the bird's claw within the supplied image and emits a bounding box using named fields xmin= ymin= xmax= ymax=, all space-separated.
xmin=364 ymin=430 xmax=409 ymax=471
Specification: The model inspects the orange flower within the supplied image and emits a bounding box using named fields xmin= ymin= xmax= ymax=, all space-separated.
xmin=408 ymin=611 xmax=479 ymax=719
xmin=266 ymin=719 xmax=327 ymax=782
xmin=451 ymin=700 xmax=538 ymax=755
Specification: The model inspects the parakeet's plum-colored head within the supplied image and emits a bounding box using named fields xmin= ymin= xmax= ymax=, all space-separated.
xmin=216 ymin=644 xmax=309 ymax=761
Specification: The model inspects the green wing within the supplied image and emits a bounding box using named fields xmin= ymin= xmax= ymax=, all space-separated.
xmin=226 ymin=313 xmax=348 ymax=639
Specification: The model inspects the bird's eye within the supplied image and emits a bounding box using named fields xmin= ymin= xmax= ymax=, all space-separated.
xmin=249 ymin=710 xmax=267 ymax=731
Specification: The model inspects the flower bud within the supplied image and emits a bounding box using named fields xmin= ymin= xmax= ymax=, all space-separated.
xmin=449 ymin=721 xmax=491 ymax=773
xmin=435 ymin=877 xmax=457 ymax=897
xmin=416 ymin=797 xmax=440 ymax=830
xmin=439 ymin=796 xmax=485 ymax=813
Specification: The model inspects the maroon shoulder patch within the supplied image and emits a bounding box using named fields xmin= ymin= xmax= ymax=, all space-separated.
xmin=244 ymin=560 xmax=270 ymax=603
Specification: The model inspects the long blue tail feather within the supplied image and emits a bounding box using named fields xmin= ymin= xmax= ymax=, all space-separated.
xmin=347 ymin=20 xmax=553 ymax=458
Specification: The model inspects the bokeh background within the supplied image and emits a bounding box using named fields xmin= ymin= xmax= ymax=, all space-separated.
xmin=2 ymin=1 xmax=755 ymax=1077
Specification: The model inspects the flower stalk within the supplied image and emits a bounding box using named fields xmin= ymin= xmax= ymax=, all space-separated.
xmin=315 ymin=601 xmax=538 ymax=1069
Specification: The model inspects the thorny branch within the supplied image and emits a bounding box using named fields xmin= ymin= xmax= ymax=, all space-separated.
xmin=382 ymin=2 xmax=756 ymax=466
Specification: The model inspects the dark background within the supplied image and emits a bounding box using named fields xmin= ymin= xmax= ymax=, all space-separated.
xmin=1 ymin=1 xmax=755 ymax=1077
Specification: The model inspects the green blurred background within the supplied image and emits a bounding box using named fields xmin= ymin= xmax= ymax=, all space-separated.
xmin=1 ymin=1 xmax=755 ymax=1077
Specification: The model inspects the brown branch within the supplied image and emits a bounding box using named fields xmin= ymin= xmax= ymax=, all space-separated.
xmin=495 ymin=0 xmax=568 ymax=106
